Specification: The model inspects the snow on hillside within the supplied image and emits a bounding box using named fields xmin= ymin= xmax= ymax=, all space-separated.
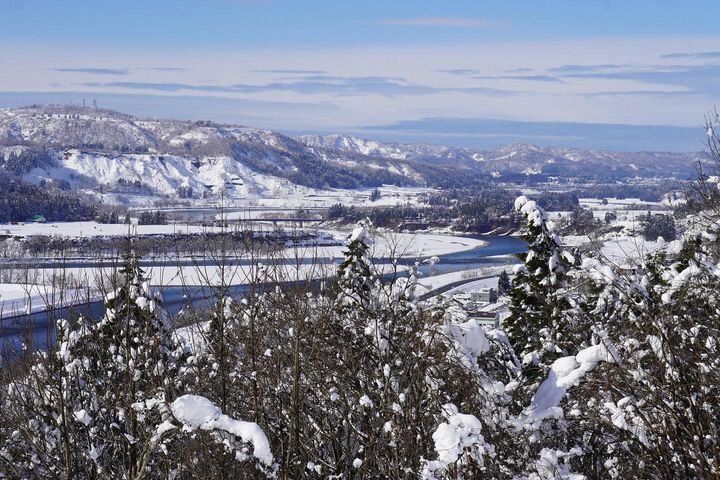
xmin=0 ymin=106 xmax=705 ymax=208
xmin=298 ymin=133 xmax=459 ymax=161
xmin=297 ymin=134 xmax=703 ymax=177
xmin=0 ymin=107 xmax=155 ymax=148
xmin=0 ymin=106 xmax=424 ymax=202
xmin=22 ymin=149 xmax=315 ymax=200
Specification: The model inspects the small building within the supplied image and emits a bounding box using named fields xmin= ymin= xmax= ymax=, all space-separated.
xmin=469 ymin=288 xmax=497 ymax=304
xmin=452 ymin=292 xmax=473 ymax=305
xmin=28 ymin=215 xmax=46 ymax=223
xmin=468 ymin=310 xmax=500 ymax=327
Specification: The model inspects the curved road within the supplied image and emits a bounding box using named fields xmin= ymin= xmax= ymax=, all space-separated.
xmin=1 ymin=235 xmax=525 ymax=355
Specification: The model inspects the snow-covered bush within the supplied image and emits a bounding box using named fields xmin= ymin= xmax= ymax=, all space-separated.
xmin=0 ymin=252 xmax=274 ymax=479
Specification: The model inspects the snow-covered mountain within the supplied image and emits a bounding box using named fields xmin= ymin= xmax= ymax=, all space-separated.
xmin=297 ymin=133 xmax=467 ymax=162
xmin=0 ymin=105 xmax=425 ymax=201
xmin=0 ymin=106 xmax=704 ymax=205
xmin=298 ymin=133 xmax=703 ymax=179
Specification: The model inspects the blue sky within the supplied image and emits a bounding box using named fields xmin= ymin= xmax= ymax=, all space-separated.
xmin=1 ymin=0 xmax=719 ymax=150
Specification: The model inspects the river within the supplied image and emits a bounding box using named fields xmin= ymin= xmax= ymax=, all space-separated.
xmin=0 ymin=234 xmax=526 ymax=357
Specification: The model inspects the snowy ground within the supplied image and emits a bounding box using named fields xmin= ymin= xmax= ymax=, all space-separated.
xmin=548 ymin=209 xmax=669 ymax=222
xmin=305 ymin=230 xmax=487 ymax=260
xmin=541 ymin=197 xmax=671 ymax=267
xmin=0 ymin=222 xmax=485 ymax=259
xmin=562 ymin=233 xmax=666 ymax=267
xmin=0 ymin=230 xmax=487 ymax=317
xmin=547 ymin=197 xmax=670 ymax=225
xmin=0 ymin=283 xmax=99 ymax=318
xmin=579 ymin=197 xmax=664 ymax=209
xmin=230 ymin=184 xmax=435 ymax=209
xmin=98 ymin=184 xmax=434 ymax=209
xmin=0 ymin=221 xmax=223 ymax=238
xmin=417 ymin=263 xmax=512 ymax=295
xmin=143 ymin=185 xmax=435 ymax=214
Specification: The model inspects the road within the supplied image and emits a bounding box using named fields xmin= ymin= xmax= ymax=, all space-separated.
xmin=0 ymin=234 xmax=526 ymax=356
xmin=418 ymin=274 xmax=499 ymax=301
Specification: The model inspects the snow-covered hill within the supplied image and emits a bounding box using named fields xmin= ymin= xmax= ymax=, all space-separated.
xmin=298 ymin=133 xmax=703 ymax=178
xmin=298 ymin=133 xmax=463 ymax=161
xmin=0 ymin=106 xmax=425 ymax=201
xmin=20 ymin=149 xmax=319 ymax=200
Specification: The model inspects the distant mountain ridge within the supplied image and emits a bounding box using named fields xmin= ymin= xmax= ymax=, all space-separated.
xmin=0 ymin=105 xmax=704 ymax=204
xmin=298 ymin=133 xmax=704 ymax=179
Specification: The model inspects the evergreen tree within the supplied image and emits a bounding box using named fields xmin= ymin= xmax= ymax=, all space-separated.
xmin=0 ymin=250 xmax=188 ymax=478
xmin=497 ymin=270 xmax=511 ymax=296
xmin=327 ymin=221 xmax=512 ymax=477
xmin=0 ymin=248 xmax=275 ymax=478
xmin=505 ymin=196 xmax=573 ymax=377
xmin=66 ymin=251 xmax=188 ymax=478
xmin=336 ymin=220 xmax=375 ymax=313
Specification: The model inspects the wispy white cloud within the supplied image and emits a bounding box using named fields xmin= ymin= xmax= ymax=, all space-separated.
xmin=83 ymin=76 xmax=521 ymax=97
xmin=50 ymin=67 xmax=129 ymax=75
xmin=440 ymin=69 xmax=562 ymax=82
xmin=558 ymin=63 xmax=720 ymax=96
xmin=251 ymin=69 xmax=327 ymax=75
xmin=660 ymin=51 xmax=720 ymax=59
xmin=3 ymin=35 xmax=719 ymax=141
xmin=377 ymin=17 xmax=501 ymax=29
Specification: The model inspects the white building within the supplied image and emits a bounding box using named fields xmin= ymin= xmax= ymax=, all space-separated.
xmin=469 ymin=288 xmax=497 ymax=304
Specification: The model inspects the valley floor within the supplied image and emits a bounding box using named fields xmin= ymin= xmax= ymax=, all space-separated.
xmin=0 ymin=226 xmax=489 ymax=318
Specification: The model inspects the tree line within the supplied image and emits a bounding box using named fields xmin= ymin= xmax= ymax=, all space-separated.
xmin=0 ymin=172 xmax=97 ymax=223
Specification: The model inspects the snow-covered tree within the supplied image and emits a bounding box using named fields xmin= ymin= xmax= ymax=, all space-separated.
xmin=497 ymin=269 xmax=511 ymax=297
xmin=336 ymin=220 xmax=375 ymax=313
xmin=313 ymin=222 xmax=514 ymax=477
xmin=0 ymin=251 xmax=188 ymax=478
xmin=585 ymin=234 xmax=720 ymax=477
xmin=59 ymin=252 xmax=190 ymax=478
xmin=1 ymin=251 xmax=275 ymax=479
xmin=505 ymin=196 xmax=576 ymax=378
xmin=508 ymin=204 xmax=720 ymax=478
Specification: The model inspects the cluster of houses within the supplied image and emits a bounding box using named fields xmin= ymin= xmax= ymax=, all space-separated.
xmin=451 ymin=287 xmax=500 ymax=326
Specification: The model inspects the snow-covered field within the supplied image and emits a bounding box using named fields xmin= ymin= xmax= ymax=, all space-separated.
xmin=0 ymin=221 xmax=485 ymax=259
xmin=548 ymin=209 xmax=669 ymax=222
xmin=562 ymin=233 xmax=666 ymax=267
xmin=579 ymin=197 xmax=663 ymax=209
xmin=0 ymin=221 xmax=222 ymax=237
xmin=237 ymin=185 xmax=434 ymax=209
xmin=541 ymin=197 xmax=672 ymax=266
xmin=0 ymin=283 xmax=99 ymax=318
xmin=0 ymin=229 xmax=488 ymax=317
xmin=547 ymin=197 xmax=670 ymax=221
xmin=312 ymin=230 xmax=487 ymax=259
